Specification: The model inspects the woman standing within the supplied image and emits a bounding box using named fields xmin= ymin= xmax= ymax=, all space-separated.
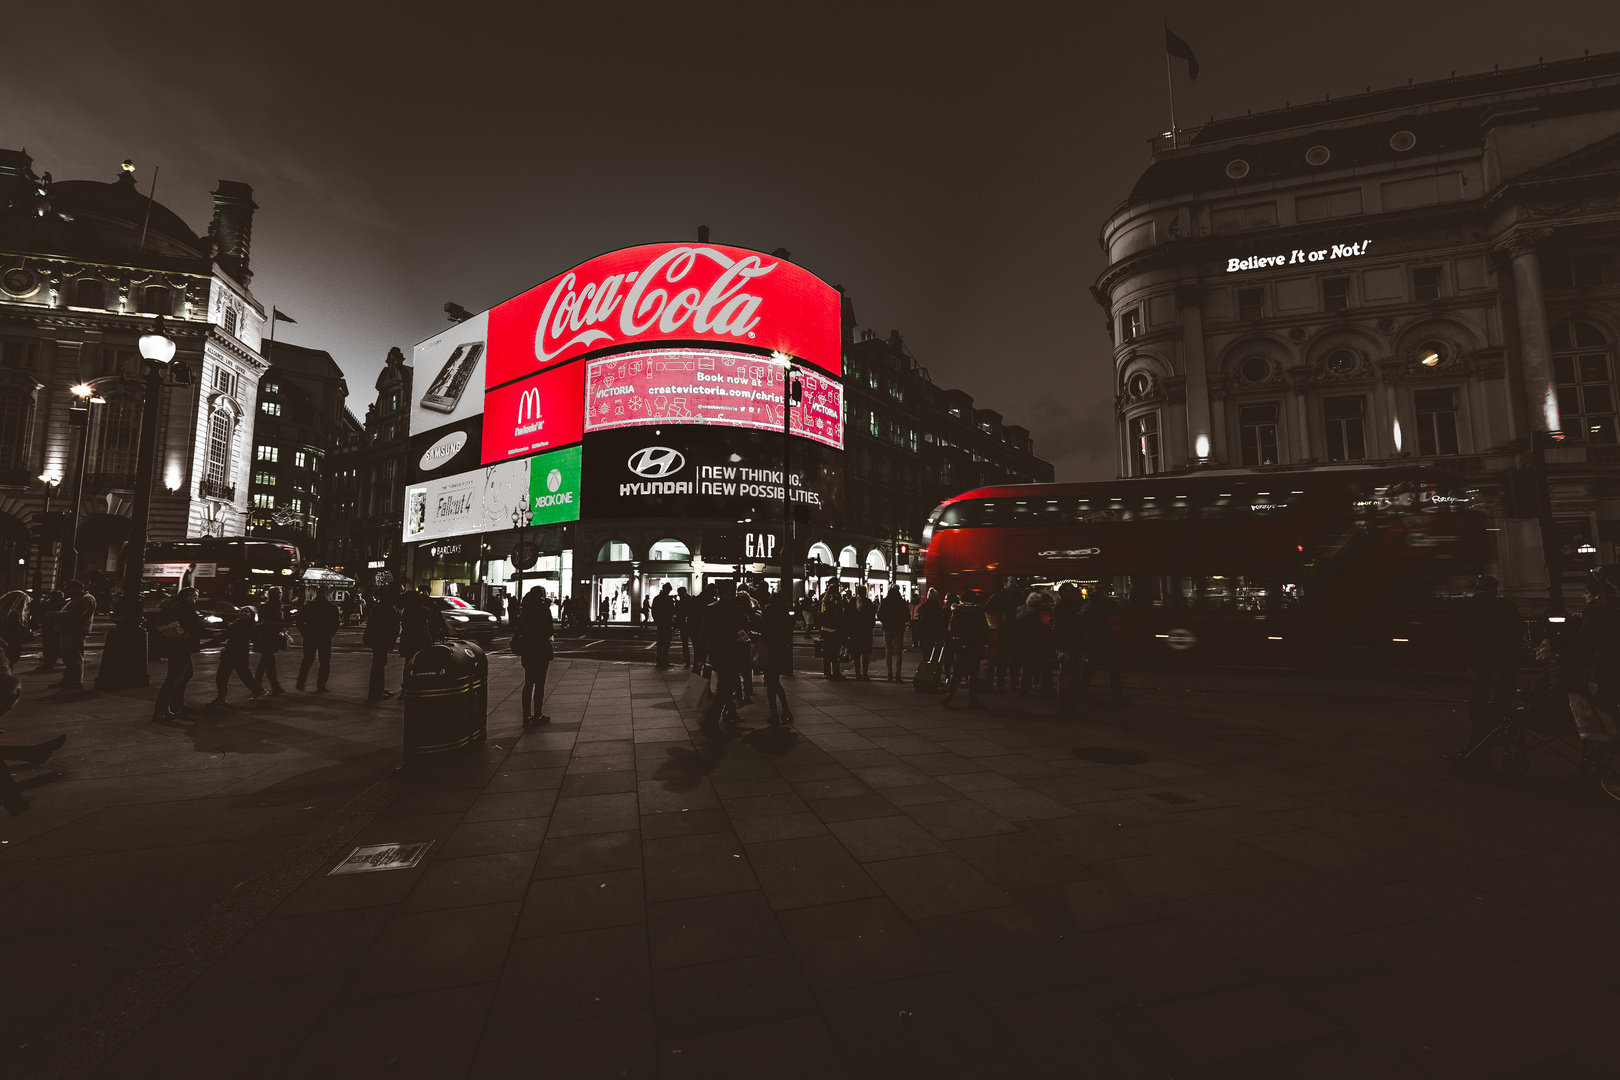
xmin=253 ymin=586 xmax=288 ymax=696
xmin=762 ymin=589 xmax=794 ymax=726
xmin=515 ymin=587 xmax=554 ymax=725
xmin=153 ymin=587 xmax=204 ymax=719
xmin=0 ymin=590 xmax=31 ymax=666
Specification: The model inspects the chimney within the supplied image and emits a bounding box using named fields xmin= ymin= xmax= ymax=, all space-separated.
xmin=697 ymin=225 xmax=710 ymax=243
xmin=210 ymin=180 xmax=257 ymax=286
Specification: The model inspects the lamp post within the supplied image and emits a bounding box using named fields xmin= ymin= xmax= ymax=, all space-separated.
xmin=510 ymin=504 xmax=532 ymax=619
xmin=34 ymin=475 xmax=59 ymax=595
xmin=97 ymin=316 xmax=189 ymax=690
xmin=770 ymin=352 xmax=802 ymax=674
xmin=59 ymin=383 xmax=104 ymax=584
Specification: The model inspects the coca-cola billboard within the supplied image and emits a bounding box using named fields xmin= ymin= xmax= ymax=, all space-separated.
xmin=486 ymin=243 xmax=841 ymax=389
xmin=482 ymin=362 xmax=586 ymax=463
xmin=583 ymin=348 xmax=843 ymax=449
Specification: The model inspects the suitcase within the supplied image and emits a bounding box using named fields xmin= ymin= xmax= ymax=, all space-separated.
xmin=912 ymin=643 xmax=947 ymax=693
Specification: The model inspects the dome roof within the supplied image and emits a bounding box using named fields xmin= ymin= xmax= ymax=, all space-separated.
xmin=48 ymin=172 xmax=205 ymax=257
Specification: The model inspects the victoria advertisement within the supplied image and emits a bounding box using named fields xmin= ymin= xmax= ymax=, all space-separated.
xmin=583 ymin=348 xmax=844 ymax=449
xmin=405 ymin=445 xmax=583 ymax=543
xmin=410 ymin=310 xmax=489 ymax=438
xmin=581 ymin=427 xmax=842 ymax=524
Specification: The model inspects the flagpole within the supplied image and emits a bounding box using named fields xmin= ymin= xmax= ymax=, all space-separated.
xmin=1164 ymin=21 xmax=1178 ymax=149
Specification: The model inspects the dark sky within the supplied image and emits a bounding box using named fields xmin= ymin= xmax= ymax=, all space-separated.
xmin=9 ymin=2 xmax=1619 ymax=480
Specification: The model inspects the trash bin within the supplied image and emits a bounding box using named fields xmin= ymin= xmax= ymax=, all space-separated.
xmin=402 ymin=641 xmax=485 ymax=763
xmin=450 ymin=638 xmax=488 ymax=727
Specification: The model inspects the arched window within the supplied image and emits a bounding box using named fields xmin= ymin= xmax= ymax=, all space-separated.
xmin=1552 ymin=321 xmax=1615 ymax=443
xmin=839 ymin=545 xmax=858 ymax=568
xmin=806 ymin=542 xmax=834 ymax=571
xmin=596 ymin=540 xmax=632 ymax=561
xmin=91 ymin=391 xmax=140 ymax=485
xmin=648 ymin=538 xmax=689 ymax=560
xmin=205 ymin=405 xmax=234 ymax=488
xmin=865 ymin=548 xmax=888 ymax=572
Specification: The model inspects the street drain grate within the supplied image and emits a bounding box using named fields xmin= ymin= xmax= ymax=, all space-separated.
xmin=1146 ymin=791 xmax=1196 ymax=805
xmin=1072 ymin=747 xmax=1150 ymax=765
xmin=329 ymin=840 xmax=435 ymax=875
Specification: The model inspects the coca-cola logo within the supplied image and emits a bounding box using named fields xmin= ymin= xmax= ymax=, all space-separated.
xmin=486 ymin=243 xmax=841 ymax=389
xmin=536 ymin=247 xmax=775 ymax=364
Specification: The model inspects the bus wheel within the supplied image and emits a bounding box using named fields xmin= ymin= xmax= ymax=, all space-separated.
xmin=1329 ymin=632 xmax=1386 ymax=672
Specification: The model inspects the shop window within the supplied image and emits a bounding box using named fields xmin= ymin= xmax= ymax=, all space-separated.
xmin=1412 ymin=266 xmax=1441 ymax=302
xmin=1552 ymin=320 xmax=1615 ymax=443
xmin=1131 ymin=413 xmax=1160 ymax=476
xmin=1323 ymin=396 xmax=1366 ymax=461
xmin=596 ymin=540 xmax=632 ymax=561
xmin=1413 ymin=388 xmax=1460 ymax=456
xmin=648 ymin=539 xmax=690 ymax=560
xmin=1322 ymin=278 xmax=1350 ymax=313
xmin=1237 ymin=288 xmax=1263 ymax=321
xmin=1239 ymin=403 xmax=1280 ymax=466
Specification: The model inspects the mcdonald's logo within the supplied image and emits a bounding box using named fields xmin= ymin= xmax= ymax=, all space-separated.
xmin=516 ymin=387 xmax=543 ymax=424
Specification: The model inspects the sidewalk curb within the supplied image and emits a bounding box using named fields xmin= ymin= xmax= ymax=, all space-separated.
xmin=9 ymin=762 xmax=414 ymax=1080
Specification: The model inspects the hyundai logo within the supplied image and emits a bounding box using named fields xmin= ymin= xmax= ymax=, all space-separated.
xmin=628 ymin=446 xmax=685 ymax=478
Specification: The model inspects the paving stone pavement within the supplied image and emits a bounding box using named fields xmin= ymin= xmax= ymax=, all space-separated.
xmin=5 ymin=646 xmax=1620 ymax=1078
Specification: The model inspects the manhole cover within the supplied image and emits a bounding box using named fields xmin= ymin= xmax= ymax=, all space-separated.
xmin=329 ymin=840 xmax=435 ymax=875
xmin=1146 ymin=791 xmax=1196 ymax=805
xmin=1072 ymin=747 xmax=1150 ymax=765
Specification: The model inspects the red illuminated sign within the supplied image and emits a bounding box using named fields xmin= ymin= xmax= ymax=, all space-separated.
xmin=487 ymin=244 xmax=841 ymax=388
xmin=481 ymin=362 xmax=586 ymax=463
xmin=584 ymin=349 xmax=843 ymax=449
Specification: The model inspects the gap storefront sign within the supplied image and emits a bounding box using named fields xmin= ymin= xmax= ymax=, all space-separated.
xmin=404 ymin=445 xmax=582 ymax=543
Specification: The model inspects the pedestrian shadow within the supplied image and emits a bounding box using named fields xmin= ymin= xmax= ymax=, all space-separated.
xmin=741 ymin=724 xmax=798 ymax=755
xmin=651 ymin=742 xmax=724 ymax=792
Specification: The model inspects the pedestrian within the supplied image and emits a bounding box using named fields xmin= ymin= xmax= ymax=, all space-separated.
xmin=0 ymin=646 xmax=67 ymax=815
xmin=35 ymin=589 xmax=64 ymax=672
xmin=879 ymin=585 xmax=909 ymax=681
xmin=512 ymin=585 xmax=556 ymax=725
xmin=508 ymin=591 xmax=522 ymax=627
xmin=1051 ymin=584 xmax=1083 ymax=715
xmin=942 ymin=589 xmax=988 ymax=708
xmin=208 ymin=606 xmax=265 ymax=705
xmin=0 ymin=590 xmax=31 ymax=666
xmin=688 ymin=586 xmax=709 ymax=672
xmin=676 ymin=586 xmax=694 ymax=667
xmin=151 ymin=587 xmax=203 ymax=720
xmin=1445 ymin=575 xmax=1522 ymax=762
xmin=846 ymin=588 xmax=876 ymax=680
xmin=50 ymin=579 xmax=95 ymax=691
xmin=706 ymin=581 xmax=747 ymax=727
xmin=295 ymin=586 xmax=341 ymax=692
xmin=820 ymin=589 xmax=844 ymax=679
xmin=253 ymin=586 xmax=288 ymax=696
xmin=916 ymin=588 xmax=947 ymax=659
xmin=762 ymin=588 xmax=794 ymax=725
xmin=652 ymin=582 xmax=676 ymax=668
xmin=984 ymin=577 xmax=1021 ymax=693
xmin=1017 ymin=591 xmax=1054 ymax=696
xmin=364 ymin=585 xmax=402 ymax=703
xmin=1078 ymin=582 xmax=1127 ymax=706
xmin=398 ymin=590 xmax=449 ymax=672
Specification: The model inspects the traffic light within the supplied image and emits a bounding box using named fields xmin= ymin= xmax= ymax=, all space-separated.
xmin=897 ymin=543 xmax=910 ymax=568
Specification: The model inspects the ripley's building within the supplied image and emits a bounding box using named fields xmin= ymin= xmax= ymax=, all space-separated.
xmin=398 ymin=239 xmax=1050 ymax=621
xmin=1095 ymin=52 xmax=1620 ymax=607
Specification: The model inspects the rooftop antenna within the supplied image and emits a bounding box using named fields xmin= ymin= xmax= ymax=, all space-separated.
xmin=137 ymin=165 xmax=159 ymax=251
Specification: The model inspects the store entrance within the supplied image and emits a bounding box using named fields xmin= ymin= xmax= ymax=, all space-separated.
xmin=593 ymin=575 xmax=634 ymax=623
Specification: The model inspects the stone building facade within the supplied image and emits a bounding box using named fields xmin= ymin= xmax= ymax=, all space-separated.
xmin=1094 ymin=53 xmax=1620 ymax=605
xmin=0 ymin=150 xmax=264 ymax=595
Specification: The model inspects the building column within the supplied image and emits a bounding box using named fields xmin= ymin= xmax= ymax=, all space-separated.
xmin=1499 ymin=228 xmax=1559 ymax=433
xmin=1209 ymin=389 xmax=1228 ymax=465
xmin=1290 ymin=367 xmax=1313 ymax=463
xmin=1176 ymin=285 xmax=1213 ymax=462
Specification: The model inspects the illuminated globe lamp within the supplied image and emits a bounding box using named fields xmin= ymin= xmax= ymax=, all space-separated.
xmin=1418 ymin=343 xmax=1442 ymax=367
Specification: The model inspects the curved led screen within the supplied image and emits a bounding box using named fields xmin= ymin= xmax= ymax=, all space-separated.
xmin=584 ymin=348 xmax=843 ymax=449
xmin=486 ymin=243 xmax=842 ymax=389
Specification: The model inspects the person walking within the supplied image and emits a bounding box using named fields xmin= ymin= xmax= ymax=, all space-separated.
xmin=50 ymin=579 xmax=95 ymax=691
xmin=820 ymin=589 xmax=844 ymax=679
xmin=688 ymin=586 xmax=710 ymax=673
xmin=651 ymin=582 xmax=676 ymax=668
xmin=1077 ymin=583 xmax=1127 ymax=706
xmin=879 ymin=585 xmax=909 ymax=682
xmin=706 ymin=582 xmax=747 ymax=727
xmin=209 ymin=607 xmax=266 ymax=705
xmin=1446 ymin=575 xmax=1522 ymax=761
xmin=942 ymin=589 xmax=988 ymax=708
xmin=762 ymin=588 xmax=794 ymax=725
xmin=0 ymin=590 xmax=31 ymax=666
xmin=364 ymin=585 xmax=402 ymax=703
xmin=1016 ymin=592 xmax=1054 ymax=696
xmin=0 ymin=645 xmax=68 ymax=815
xmin=514 ymin=586 xmax=555 ymax=725
xmin=676 ymin=587 xmax=694 ymax=668
xmin=253 ymin=586 xmax=289 ymax=696
xmin=916 ymin=588 xmax=947 ymax=669
xmin=846 ymin=588 xmax=876 ymax=680
xmin=398 ymin=590 xmax=449 ymax=673
xmin=1051 ymin=584 xmax=1083 ymax=716
xmin=152 ymin=587 xmax=204 ymax=720
xmin=35 ymin=589 xmax=64 ymax=672
xmin=984 ymin=578 xmax=1021 ymax=693
xmin=295 ymin=586 xmax=341 ymax=692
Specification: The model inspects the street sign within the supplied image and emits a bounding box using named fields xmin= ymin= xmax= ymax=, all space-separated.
xmin=512 ymin=541 xmax=539 ymax=569
xmin=1166 ymin=628 xmax=1197 ymax=651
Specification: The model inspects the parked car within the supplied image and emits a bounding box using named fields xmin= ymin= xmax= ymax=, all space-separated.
xmin=433 ymin=596 xmax=499 ymax=641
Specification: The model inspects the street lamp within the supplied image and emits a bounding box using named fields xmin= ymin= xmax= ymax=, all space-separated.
xmin=34 ymin=474 xmax=59 ymax=594
xmin=97 ymin=315 xmax=190 ymax=690
xmin=58 ymin=383 xmax=105 ymax=585
xmin=769 ymin=351 xmax=803 ymax=673
xmin=510 ymin=504 xmax=532 ymax=616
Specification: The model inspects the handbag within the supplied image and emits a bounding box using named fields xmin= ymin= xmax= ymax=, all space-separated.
xmin=678 ymin=665 xmax=713 ymax=711
xmin=156 ymin=619 xmax=187 ymax=644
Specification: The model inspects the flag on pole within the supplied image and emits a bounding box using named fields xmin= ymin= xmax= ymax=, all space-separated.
xmin=272 ymin=308 xmax=297 ymax=324
xmin=1165 ymin=25 xmax=1199 ymax=80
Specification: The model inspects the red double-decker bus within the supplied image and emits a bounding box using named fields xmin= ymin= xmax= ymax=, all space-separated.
xmin=920 ymin=468 xmax=1492 ymax=670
